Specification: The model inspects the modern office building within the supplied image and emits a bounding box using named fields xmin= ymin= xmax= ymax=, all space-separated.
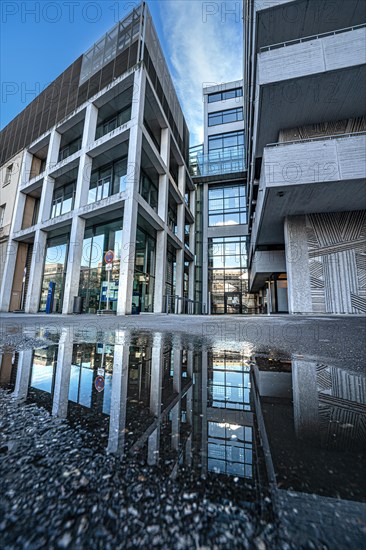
xmin=0 ymin=2 xmax=195 ymax=315
xmin=244 ymin=0 xmax=366 ymax=314
xmin=190 ymin=81 xmax=256 ymax=314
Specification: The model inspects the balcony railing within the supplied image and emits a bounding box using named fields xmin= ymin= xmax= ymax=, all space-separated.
xmin=189 ymin=145 xmax=245 ymax=177
xmin=260 ymin=23 xmax=366 ymax=52
xmin=266 ymin=131 xmax=366 ymax=148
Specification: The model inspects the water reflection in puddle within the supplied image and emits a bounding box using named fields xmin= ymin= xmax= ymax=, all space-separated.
xmin=1 ymin=327 xmax=365 ymax=545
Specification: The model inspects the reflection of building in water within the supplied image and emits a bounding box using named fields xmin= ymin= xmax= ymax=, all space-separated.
xmin=0 ymin=353 xmax=18 ymax=391
xmin=197 ymin=350 xmax=257 ymax=482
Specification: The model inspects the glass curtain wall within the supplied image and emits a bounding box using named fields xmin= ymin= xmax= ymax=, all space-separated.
xmin=208 ymin=185 xmax=246 ymax=226
xmin=208 ymin=236 xmax=255 ymax=314
xmin=88 ymin=157 xmax=127 ymax=205
xmin=50 ymin=181 xmax=76 ymax=219
xmin=133 ymin=227 xmax=156 ymax=313
xmin=78 ymin=220 xmax=123 ymax=313
xmin=39 ymin=235 xmax=69 ymax=313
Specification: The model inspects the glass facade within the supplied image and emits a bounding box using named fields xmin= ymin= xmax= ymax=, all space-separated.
xmin=208 ymin=107 xmax=243 ymax=127
xmin=139 ymin=171 xmax=158 ymax=212
xmin=50 ymin=182 xmax=76 ymax=219
xmin=208 ymin=185 xmax=246 ymax=226
xmin=207 ymin=87 xmax=243 ymax=103
xmin=78 ymin=220 xmax=123 ymax=313
xmin=58 ymin=137 xmax=82 ymax=162
xmin=95 ymin=105 xmax=132 ymax=139
xmin=133 ymin=227 xmax=156 ymax=313
xmin=208 ymin=236 xmax=255 ymax=314
xmin=208 ymin=130 xmax=244 ymax=153
xmin=88 ymin=157 xmax=127 ymax=204
xmin=39 ymin=235 xmax=69 ymax=313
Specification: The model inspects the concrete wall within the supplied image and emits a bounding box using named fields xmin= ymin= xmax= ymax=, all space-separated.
xmin=285 ymin=210 xmax=366 ymax=314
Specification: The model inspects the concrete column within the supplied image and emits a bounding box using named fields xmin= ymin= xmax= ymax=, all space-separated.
xmin=160 ymin=127 xmax=170 ymax=167
xmin=74 ymin=154 xmax=93 ymax=209
xmin=188 ymin=261 xmax=195 ymax=302
xmin=62 ymin=216 xmax=86 ymax=314
xmin=107 ymin=335 xmax=130 ymax=454
xmin=175 ymin=248 xmax=184 ymax=313
xmin=22 ymin=150 xmax=33 ymax=185
xmin=292 ymin=358 xmax=319 ymax=441
xmin=38 ymin=176 xmax=55 ymax=223
xmin=153 ymin=231 xmax=167 ymax=313
xmin=52 ymin=328 xmax=73 ymax=417
xmin=0 ymin=240 xmax=19 ymax=312
xmin=117 ymin=68 xmax=146 ymax=315
xmin=284 ymin=216 xmax=313 ymax=313
xmin=173 ymin=336 xmax=182 ymax=394
xmin=82 ymin=103 xmax=98 ymax=147
xmin=24 ymin=229 xmax=47 ymax=313
xmin=178 ymin=165 xmax=185 ymax=195
xmin=171 ymin=401 xmax=180 ymax=451
xmin=177 ymin=202 xmax=184 ymax=242
xmin=13 ymin=349 xmax=33 ymax=399
xmin=147 ymin=334 xmax=165 ymax=465
xmin=47 ymin=129 xmax=62 ymax=170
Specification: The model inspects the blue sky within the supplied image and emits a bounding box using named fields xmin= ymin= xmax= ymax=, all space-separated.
xmin=1 ymin=0 xmax=243 ymax=145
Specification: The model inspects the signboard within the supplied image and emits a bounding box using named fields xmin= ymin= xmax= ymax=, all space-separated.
xmin=95 ymin=376 xmax=105 ymax=392
xmin=100 ymin=281 xmax=119 ymax=302
xmin=105 ymin=250 xmax=114 ymax=264
xmin=105 ymin=263 xmax=113 ymax=271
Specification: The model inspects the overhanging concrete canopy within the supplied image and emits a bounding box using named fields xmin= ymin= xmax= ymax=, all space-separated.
xmin=252 ymin=133 xmax=366 ymax=247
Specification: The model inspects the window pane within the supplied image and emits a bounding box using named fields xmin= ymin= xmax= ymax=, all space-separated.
xmin=209 ymin=214 xmax=224 ymax=227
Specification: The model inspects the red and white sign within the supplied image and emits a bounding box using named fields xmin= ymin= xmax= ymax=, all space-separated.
xmin=105 ymin=250 xmax=114 ymax=264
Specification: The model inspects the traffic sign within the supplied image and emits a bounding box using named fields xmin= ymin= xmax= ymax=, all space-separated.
xmin=105 ymin=263 xmax=113 ymax=271
xmin=95 ymin=376 xmax=105 ymax=392
xmin=105 ymin=250 xmax=114 ymax=264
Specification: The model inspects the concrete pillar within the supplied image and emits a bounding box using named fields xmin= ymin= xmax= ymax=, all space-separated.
xmin=117 ymin=68 xmax=146 ymax=315
xmin=177 ymin=202 xmax=184 ymax=242
xmin=160 ymin=127 xmax=170 ymax=167
xmin=173 ymin=336 xmax=182 ymax=394
xmin=178 ymin=165 xmax=185 ymax=196
xmin=292 ymin=358 xmax=319 ymax=440
xmin=38 ymin=176 xmax=55 ymax=223
xmin=171 ymin=401 xmax=180 ymax=451
xmin=188 ymin=261 xmax=195 ymax=303
xmin=175 ymin=248 xmax=184 ymax=313
xmin=107 ymin=334 xmax=130 ymax=454
xmin=284 ymin=216 xmax=313 ymax=313
xmin=62 ymin=216 xmax=86 ymax=314
xmin=52 ymin=328 xmax=73 ymax=417
xmin=47 ymin=129 xmax=62 ymax=171
xmin=13 ymin=349 xmax=33 ymax=399
xmin=74 ymin=154 xmax=93 ymax=209
xmin=148 ymin=333 xmax=164 ymax=465
xmin=24 ymin=229 xmax=47 ymax=313
xmin=82 ymin=103 xmax=98 ymax=147
xmin=154 ymin=231 xmax=167 ymax=313
xmin=0 ymin=240 xmax=19 ymax=312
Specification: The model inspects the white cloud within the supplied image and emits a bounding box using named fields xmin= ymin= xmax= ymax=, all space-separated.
xmin=158 ymin=0 xmax=243 ymax=145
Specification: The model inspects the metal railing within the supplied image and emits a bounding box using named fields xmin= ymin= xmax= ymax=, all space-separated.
xmin=189 ymin=145 xmax=246 ymax=177
xmin=260 ymin=23 xmax=366 ymax=52
xmin=266 ymin=130 xmax=366 ymax=148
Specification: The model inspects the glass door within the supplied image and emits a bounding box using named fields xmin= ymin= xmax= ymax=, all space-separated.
xmin=225 ymin=293 xmax=242 ymax=314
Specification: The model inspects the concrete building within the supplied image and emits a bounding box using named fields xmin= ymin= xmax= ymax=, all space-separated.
xmin=0 ymin=3 xmax=195 ymax=315
xmin=190 ymin=81 xmax=256 ymax=314
xmin=244 ymin=0 xmax=366 ymax=314
xmin=0 ymin=151 xmax=23 ymax=304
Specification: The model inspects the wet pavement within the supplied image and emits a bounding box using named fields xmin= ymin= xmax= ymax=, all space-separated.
xmin=0 ymin=317 xmax=365 ymax=548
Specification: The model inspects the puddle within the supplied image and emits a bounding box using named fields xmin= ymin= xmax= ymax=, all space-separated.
xmin=0 ymin=327 xmax=365 ymax=548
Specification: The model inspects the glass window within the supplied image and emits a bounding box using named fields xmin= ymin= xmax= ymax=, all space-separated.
xmin=208 ymin=130 xmax=244 ymax=154
xmin=50 ymin=182 xmax=76 ymax=219
xmin=88 ymin=157 xmax=127 ymax=204
xmin=208 ymin=107 xmax=243 ymax=127
xmin=208 ymin=185 xmax=246 ymax=227
xmin=207 ymin=88 xmax=243 ymax=103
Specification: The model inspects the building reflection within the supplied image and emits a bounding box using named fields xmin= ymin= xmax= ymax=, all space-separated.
xmin=1 ymin=335 xmax=365 ymax=502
